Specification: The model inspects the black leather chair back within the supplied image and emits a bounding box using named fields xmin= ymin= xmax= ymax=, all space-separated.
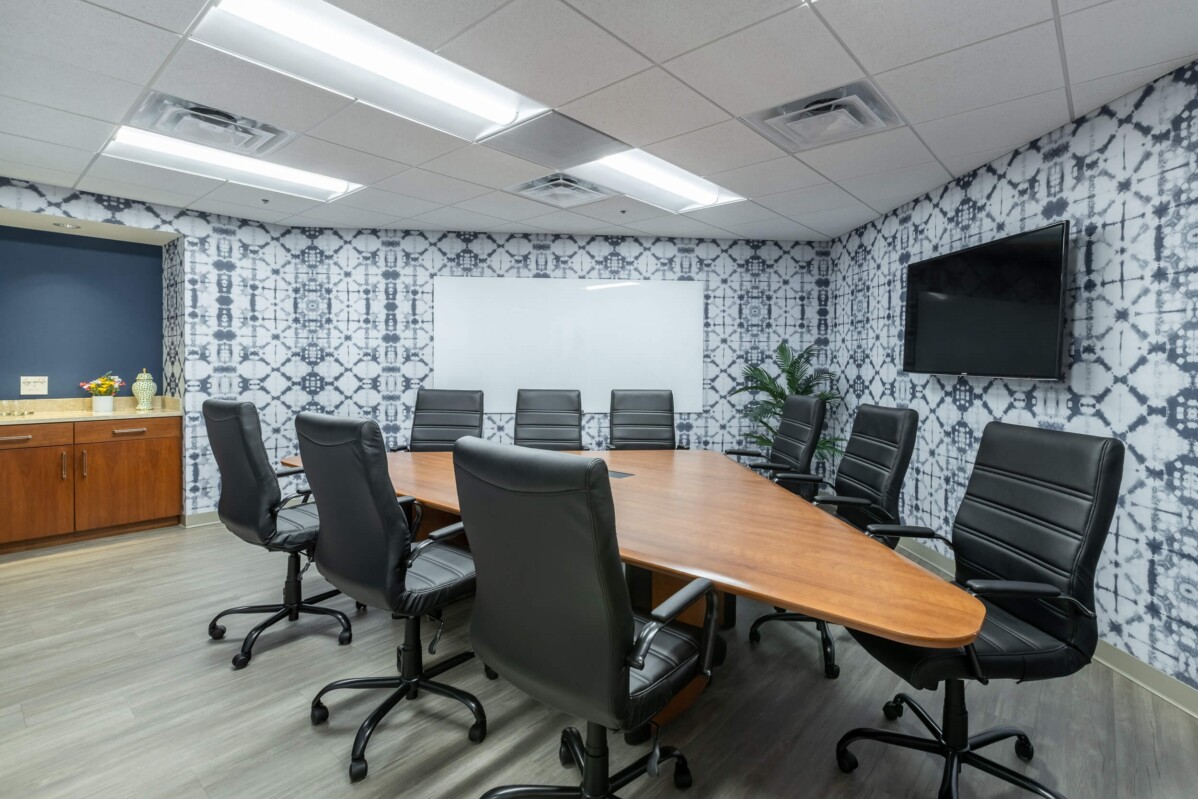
xmin=514 ymin=389 xmax=582 ymax=451
xmin=833 ymin=404 xmax=918 ymax=531
xmin=609 ymin=389 xmax=675 ymax=450
xmin=296 ymin=413 xmax=412 ymax=610
xmin=771 ymin=394 xmax=826 ymax=472
xmin=202 ymin=399 xmax=283 ymax=547
xmin=453 ymin=437 xmax=634 ymax=729
xmin=410 ymin=389 xmax=484 ymax=452
xmin=952 ymin=422 xmax=1124 ymax=656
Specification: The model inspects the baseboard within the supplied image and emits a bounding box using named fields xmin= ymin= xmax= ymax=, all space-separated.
xmin=897 ymin=539 xmax=1198 ymax=720
xmin=183 ymin=511 xmax=221 ymax=528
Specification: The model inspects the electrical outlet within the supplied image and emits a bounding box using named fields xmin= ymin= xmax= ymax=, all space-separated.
xmin=20 ymin=376 xmax=48 ymax=395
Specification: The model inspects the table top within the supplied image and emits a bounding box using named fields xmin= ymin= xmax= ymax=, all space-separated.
xmin=281 ymin=448 xmax=984 ymax=649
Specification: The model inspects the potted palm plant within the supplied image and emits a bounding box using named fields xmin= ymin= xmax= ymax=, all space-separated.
xmin=731 ymin=342 xmax=843 ymax=460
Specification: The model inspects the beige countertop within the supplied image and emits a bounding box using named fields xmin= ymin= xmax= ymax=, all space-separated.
xmin=0 ymin=408 xmax=183 ymax=426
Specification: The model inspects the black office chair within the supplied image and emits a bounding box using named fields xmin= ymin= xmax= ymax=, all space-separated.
xmin=395 ymin=388 xmax=484 ymax=451
xmin=296 ymin=413 xmax=485 ymax=783
xmin=837 ymin=422 xmax=1124 ymax=799
xmin=751 ymin=404 xmax=919 ymax=678
xmin=202 ymin=399 xmax=353 ymax=670
xmin=609 ymin=389 xmax=678 ymax=450
xmin=514 ymin=388 xmax=583 ymax=450
xmin=453 ymin=437 xmax=718 ymax=799
xmin=726 ymin=394 xmax=826 ymax=490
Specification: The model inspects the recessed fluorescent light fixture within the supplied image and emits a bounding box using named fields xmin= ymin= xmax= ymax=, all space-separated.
xmin=53 ymin=222 xmax=82 ymax=229
xmin=585 ymin=281 xmax=640 ymax=291
xmin=104 ymin=127 xmax=361 ymax=201
xmin=195 ymin=0 xmax=546 ymax=141
xmin=569 ymin=150 xmax=743 ymax=214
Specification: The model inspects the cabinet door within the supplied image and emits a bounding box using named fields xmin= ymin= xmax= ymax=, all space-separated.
xmin=0 ymin=447 xmax=74 ymax=543
xmin=75 ymin=438 xmax=182 ymax=531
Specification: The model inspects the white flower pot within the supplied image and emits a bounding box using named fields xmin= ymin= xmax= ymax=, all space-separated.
xmin=91 ymin=395 xmax=114 ymax=413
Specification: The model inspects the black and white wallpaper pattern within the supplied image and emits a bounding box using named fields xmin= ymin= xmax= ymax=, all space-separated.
xmin=829 ymin=62 xmax=1198 ymax=687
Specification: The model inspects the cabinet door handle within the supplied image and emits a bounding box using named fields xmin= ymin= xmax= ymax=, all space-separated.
xmin=0 ymin=434 xmax=33 ymax=442
xmin=62 ymin=451 xmax=67 ymax=479
xmin=81 ymin=449 xmax=87 ymax=478
xmin=112 ymin=428 xmax=148 ymax=435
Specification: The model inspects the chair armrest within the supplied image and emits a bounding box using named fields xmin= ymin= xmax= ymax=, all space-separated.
xmin=675 ymin=444 xmax=690 ymax=451
xmin=396 ymin=495 xmax=418 ymax=508
xmin=407 ymin=521 xmax=466 ymax=567
xmin=627 ymin=578 xmax=718 ymax=678
xmin=272 ymin=490 xmax=312 ymax=514
xmin=725 ymin=448 xmax=764 ymax=459
xmin=775 ymin=472 xmax=822 ymax=483
xmin=965 ymin=579 xmax=1096 ymax=618
xmin=865 ymin=524 xmax=954 ymax=547
xmin=812 ymin=495 xmax=874 ymax=508
xmin=389 ymin=444 xmax=410 ymax=453
xmin=275 ymin=467 xmax=305 ymax=478
xmin=751 ymin=461 xmax=796 ymax=472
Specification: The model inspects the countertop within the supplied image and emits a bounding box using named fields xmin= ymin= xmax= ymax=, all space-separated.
xmin=0 ymin=408 xmax=183 ymax=426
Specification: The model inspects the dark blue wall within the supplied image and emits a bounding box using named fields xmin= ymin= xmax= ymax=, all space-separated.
xmin=0 ymin=227 xmax=163 ymax=399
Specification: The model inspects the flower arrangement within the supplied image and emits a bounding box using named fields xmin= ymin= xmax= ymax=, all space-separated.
xmin=80 ymin=372 xmax=126 ymax=396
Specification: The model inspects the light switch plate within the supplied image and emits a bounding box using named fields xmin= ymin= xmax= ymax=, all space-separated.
xmin=20 ymin=376 xmax=48 ymax=395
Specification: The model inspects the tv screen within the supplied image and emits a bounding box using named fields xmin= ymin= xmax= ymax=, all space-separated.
xmin=903 ymin=222 xmax=1069 ymax=380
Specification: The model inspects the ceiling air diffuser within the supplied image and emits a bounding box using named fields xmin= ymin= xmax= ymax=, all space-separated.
xmin=509 ymin=173 xmax=616 ymax=209
xmin=130 ymin=91 xmax=296 ymax=156
xmin=742 ymin=80 xmax=900 ymax=152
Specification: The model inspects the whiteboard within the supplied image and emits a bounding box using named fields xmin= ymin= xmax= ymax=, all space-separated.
xmin=432 ymin=277 xmax=704 ymax=414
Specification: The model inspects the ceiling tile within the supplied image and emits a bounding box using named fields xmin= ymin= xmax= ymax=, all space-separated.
xmin=1071 ymin=58 xmax=1195 ymax=117
xmin=86 ymin=0 xmax=209 ymax=32
xmin=522 ymin=210 xmax=610 ymax=234
xmin=838 ymin=161 xmax=952 ymax=204
xmin=720 ymin=218 xmax=826 ymax=241
xmin=565 ymin=0 xmax=800 ymax=62
xmin=797 ymin=127 xmax=934 ymax=181
xmin=306 ymin=102 xmax=468 ymax=167
xmin=787 ymin=201 xmax=879 ymax=238
xmin=0 ymin=48 xmax=143 ymax=123
xmin=284 ymin=205 xmax=400 ymax=229
xmin=266 ymin=136 xmax=406 ymax=185
xmin=1062 ymin=0 xmax=1198 ymax=83
xmin=0 ymin=159 xmax=82 ymax=188
xmin=153 ymin=41 xmax=354 ymax=134
xmin=455 ymin=191 xmax=558 ymax=221
xmin=559 ymin=68 xmax=729 ymax=147
xmin=815 ymin=0 xmax=1054 ymax=73
xmin=0 ymin=132 xmax=95 ymax=174
xmin=757 ymin=182 xmax=859 ymax=217
xmin=374 ymin=168 xmax=491 ymax=205
xmin=664 ymin=5 xmax=862 ymax=117
xmin=683 ymin=201 xmax=779 ymax=227
xmin=420 ymin=144 xmax=546 ymax=190
xmin=332 ymin=187 xmax=441 ymax=218
xmin=76 ymin=176 xmax=204 ymax=208
xmin=572 ymin=196 xmax=671 ymax=224
xmin=623 ymin=215 xmax=727 ymax=238
xmin=438 ymin=0 xmax=650 ymax=107
xmin=199 ymin=183 xmax=323 ymax=216
xmin=704 ymin=157 xmax=824 ymax=198
xmin=187 ymin=198 xmax=291 ymax=225
xmin=0 ymin=97 xmax=115 ymax=152
xmin=916 ymin=89 xmax=1069 ymax=159
xmin=1058 ymin=0 xmax=1108 ymax=11
xmin=941 ymin=147 xmax=1021 ymax=177
xmin=411 ymin=206 xmax=506 ymax=232
xmin=327 ymin=0 xmax=506 ymax=50
xmin=484 ymin=220 xmax=559 ymax=235
xmin=876 ymin=22 xmax=1065 ymax=123
xmin=868 ymin=193 xmax=926 ymax=215
xmin=85 ymin=155 xmax=225 ymax=196
xmin=0 ymin=0 xmax=179 ymax=85
xmin=645 ymin=119 xmax=785 ymax=176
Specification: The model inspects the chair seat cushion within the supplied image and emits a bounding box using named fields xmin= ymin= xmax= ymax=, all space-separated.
xmin=849 ymin=599 xmax=1090 ymax=691
xmin=624 ymin=615 xmax=702 ymax=729
xmin=267 ymin=503 xmax=320 ymax=552
xmin=392 ymin=542 xmax=476 ymax=616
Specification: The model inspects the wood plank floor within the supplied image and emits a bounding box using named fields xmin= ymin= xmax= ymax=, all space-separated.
xmin=1 ymin=524 xmax=1195 ymax=799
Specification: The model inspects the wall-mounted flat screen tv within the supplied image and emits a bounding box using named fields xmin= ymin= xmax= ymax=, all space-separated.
xmin=903 ymin=222 xmax=1069 ymax=380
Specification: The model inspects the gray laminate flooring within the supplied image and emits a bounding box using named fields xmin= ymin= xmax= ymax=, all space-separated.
xmin=0 ymin=524 xmax=1195 ymax=798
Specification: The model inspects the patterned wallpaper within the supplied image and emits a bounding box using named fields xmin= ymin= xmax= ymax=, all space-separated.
xmin=0 ymin=176 xmax=825 ymax=516
xmin=829 ymin=62 xmax=1198 ymax=686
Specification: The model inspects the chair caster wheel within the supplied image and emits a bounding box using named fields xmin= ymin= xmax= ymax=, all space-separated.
xmin=558 ymin=741 xmax=573 ymax=768
xmin=748 ymin=629 xmax=761 ymax=645
xmin=824 ymin=663 xmax=840 ymax=679
xmin=208 ymin=624 xmax=226 ymax=640
xmin=674 ymin=762 xmax=693 ymax=790
xmin=837 ymin=749 xmax=858 ymax=773
xmin=468 ymin=721 xmax=487 ymax=744
xmin=310 ymin=702 xmax=328 ymax=725
xmin=338 ymin=630 xmax=352 ymax=645
xmin=1015 ymin=736 xmax=1035 ymax=762
xmin=355 ymin=602 xmax=367 ymax=612
xmin=349 ymin=758 xmax=368 ymax=782
xmin=484 ymin=665 xmax=499 ymax=680
xmin=883 ymin=700 xmax=903 ymax=721
xmin=231 ymin=652 xmax=250 ymax=669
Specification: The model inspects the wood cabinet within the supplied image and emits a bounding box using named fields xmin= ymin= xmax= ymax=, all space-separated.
xmin=0 ymin=416 xmax=182 ymax=550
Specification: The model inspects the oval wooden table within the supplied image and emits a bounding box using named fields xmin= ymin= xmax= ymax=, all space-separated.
xmin=280 ymin=449 xmax=985 ymax=722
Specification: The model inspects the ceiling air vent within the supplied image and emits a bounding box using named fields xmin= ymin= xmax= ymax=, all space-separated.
xmin=508 ymin=173 xmax=617 ymax=209
xmin=129 ymin=91 xmax=296 ymax=156
xmin=742 ymin=80 xmax=900 ymax=152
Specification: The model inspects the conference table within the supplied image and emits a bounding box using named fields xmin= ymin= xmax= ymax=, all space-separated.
xmin=281 ymin=448 xmax=985 ymax=722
